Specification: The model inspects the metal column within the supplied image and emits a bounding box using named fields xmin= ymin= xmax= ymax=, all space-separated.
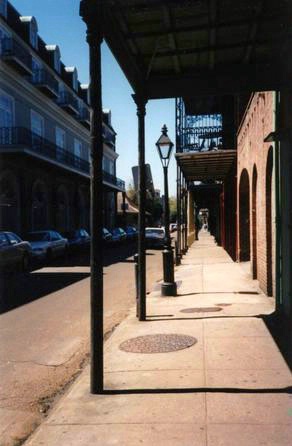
xmin=80 ymin=0 xmax=104 ymax=394
xmin=175 ymin=98 xmax=182 ymax=263
xmin=133 ymin=94 xmax=147 ymax=321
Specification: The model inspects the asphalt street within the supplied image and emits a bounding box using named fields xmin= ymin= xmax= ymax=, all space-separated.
xmin=0 ymin=243 xmax=163 ymax=446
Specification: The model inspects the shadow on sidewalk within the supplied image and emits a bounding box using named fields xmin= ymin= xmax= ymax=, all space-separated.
xmin=145 ymin=312 xmax=292 ymax=372
xmin=103 ymin=386 xmax=292 ymax=395
xmin=262 ymin=312 xmax=292 ymax=371
xmin=0 ymin=271 xmax=90 ymax=314
xmin=177 ymin=291 xmax=259 ymax=297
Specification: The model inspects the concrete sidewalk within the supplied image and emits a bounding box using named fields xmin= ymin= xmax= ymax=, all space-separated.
xmin=25 ymin=233 xmax=292 ymax=446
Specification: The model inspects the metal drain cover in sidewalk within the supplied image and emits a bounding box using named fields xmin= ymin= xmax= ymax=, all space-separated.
xmin=119 ymin=334 xmax=197 ymax=353
xmin=180 ymin=307 xmax=222 ymax=313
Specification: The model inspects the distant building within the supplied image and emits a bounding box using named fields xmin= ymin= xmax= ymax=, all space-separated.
xmin=132 ymin=164 xmax=155 ymax=197
xmin=0 ymin=0 xmax=125 ymax=235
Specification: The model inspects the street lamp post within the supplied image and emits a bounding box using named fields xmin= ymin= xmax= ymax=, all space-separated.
xmin=156 ymin=125 xmax=177 ymax=296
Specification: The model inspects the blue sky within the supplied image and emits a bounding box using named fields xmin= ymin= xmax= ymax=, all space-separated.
xmin=12 ymin=0 xmax=177 ymax=196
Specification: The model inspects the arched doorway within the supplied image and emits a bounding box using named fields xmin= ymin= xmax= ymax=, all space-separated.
xmin=32 ymin=180 xmax=48 ymax=230
xmin=56 ymin=185 xmax=69 ymax=232
xmin=0 ymin=172 xmax=20 ymax=233
xmin=252 ymin=165 xmax=258 ymax=278
xmin=266 ymin=147 xmax=273 ymax=296
xmin=239 ymin=169 xmax=250 ymax=261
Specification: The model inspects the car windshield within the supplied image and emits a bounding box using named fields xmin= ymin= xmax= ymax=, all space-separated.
xmin=27 ymin=232 xmax=49 ymax=241
xmin=146 ymin=229 xmax=164 ymax=236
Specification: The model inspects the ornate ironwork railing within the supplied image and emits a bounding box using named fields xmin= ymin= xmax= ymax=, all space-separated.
xmin=0 ymin=127 xmax=125 ymax=190
xmin=57 ymin=90 xmax=79 ymax=112
xmin=102 ymin=124 xmax=116 ymax=148
xmin=79 ymin=106 xmax=90 ymax=122
xmin=31 ymin=68 xmax=59 ymax=94
xmin=103 ymin=170 xmax=125 ymax=190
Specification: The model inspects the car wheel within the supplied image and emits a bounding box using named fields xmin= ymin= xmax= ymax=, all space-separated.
xmin=22 ymin=253 xmax=29 ymax=272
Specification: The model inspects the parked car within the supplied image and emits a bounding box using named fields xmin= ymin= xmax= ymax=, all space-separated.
xmin=62 ymin=229 xmax=90 ymax=251
xmin=110 ymin=227 xmax=127 ymax=243
xmin=26 ymin=230 xmax=68 ymax=261
xmin=0 ymin=231 xmax=32 ymax=271
xmin=103 ymin=228 xmax=113 ymax=243
xmin=145 ymin=227 xmax=166 ymax=249
xmin=124 ymin=225 xmax=138 ymax=241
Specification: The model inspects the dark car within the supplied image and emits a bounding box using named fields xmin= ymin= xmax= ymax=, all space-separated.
xmin=145 ymin=227 xmax=166 ymax=249
xmin=0 ymin=231 xmax=32 ymax=271
xmin=111 ymin=227 xmax=127 ymax=243
xmin=62 ymin=229 xmax=90 ymax=251
xmin=125 ymin=226 xmax=138 ymax=241
xmin=103 ymin=228 xmax=113 ymax=243
xmin=27 ymin=230 xmax=68 ymax=261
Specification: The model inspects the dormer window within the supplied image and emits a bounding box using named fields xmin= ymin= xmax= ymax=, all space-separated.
xmin=0 ymin=0 xmax=7 ymax=18
xmin=65 ymin=66 xmax=78 ymax=91
xmin=54 ymin=49 xmax=61 ymax=73
xmin=80 ymin=84 xmax=89 ymax=104
xmin=30 ymin=19 xmax=38 ymax=49
xmin=20 ymin=16 xmax=38 ymax=49
xmin=45 ymin=45 xmax=61 ymax=73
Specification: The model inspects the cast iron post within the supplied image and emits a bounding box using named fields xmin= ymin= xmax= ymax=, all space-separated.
xmin=161 ymin=166 xmax=177 ymax=296
xmin=184 ymin=179 xmax=188 ymax=252
xmin=133 ymin=94 xmax=147 ymax=321
xmin=80 ymin=0 xmax=104 ymax=394
xmin=155 ymin=125 xmax=177 ymax=296
xmin=176 ymin=165 xmax=181 ymax=264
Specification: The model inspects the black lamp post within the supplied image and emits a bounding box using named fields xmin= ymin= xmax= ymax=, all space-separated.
xmin=156 ymin=125 xmax=177 ymax=296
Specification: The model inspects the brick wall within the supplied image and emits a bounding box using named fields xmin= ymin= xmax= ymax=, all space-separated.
xmin=237 ymin=92 xmax=275 ymax=297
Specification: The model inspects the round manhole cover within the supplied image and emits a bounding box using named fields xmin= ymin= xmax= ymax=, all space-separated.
xmin=119 ymin=334 xmax=197 ymax=353
xmin=180 ymin=307 xmax=223 ymax=313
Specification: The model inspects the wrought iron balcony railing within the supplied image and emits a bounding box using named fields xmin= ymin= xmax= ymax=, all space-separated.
xmin=0 ymin=127 xmax=89 ymax=173
xmin=79 ymin=107 xmax=90 ymax=127
xmin=102 ymin=125 xmax=116 ymax=149
xmin=103 ymin=170 xmax=125 ymax=190
xmin=31 ymin=68 xmax=59 ymax=98
xmin=0 ymin=127 xmax=125 ymax=190
xmin=57 ymin=91 xmax=79 ymax=115
xmin=1 ymin=37 xmax=32 ymax=74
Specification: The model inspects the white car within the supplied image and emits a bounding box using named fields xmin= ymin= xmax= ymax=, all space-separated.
xmin=27 ymin=230 xmax=68 ymax=261
xmin=145 ymin=227 xmax=166 ymax=249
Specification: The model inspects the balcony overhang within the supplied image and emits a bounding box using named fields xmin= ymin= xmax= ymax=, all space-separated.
xmin=83 ymin=0 xmax=292 ymax=100
xmin=176 ymin=149 xmax=237 ymax=182
xmin=58 ymin=102 xmax=79 ymax=116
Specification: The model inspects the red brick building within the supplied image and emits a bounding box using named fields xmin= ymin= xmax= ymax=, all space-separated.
xmin=237 ymin=92 xmax=275 ymax=297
